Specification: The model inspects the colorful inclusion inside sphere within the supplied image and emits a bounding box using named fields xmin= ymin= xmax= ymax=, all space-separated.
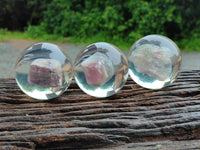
xmin=128 ymin=35 xmax=182 ymax=89
xmin=15 ymin=42 xmax=73 ymax=100
xmin=74 ymin=42 xmax=129 ymax=97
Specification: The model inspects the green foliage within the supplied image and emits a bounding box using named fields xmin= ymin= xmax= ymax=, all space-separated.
xmin=25 ymin=25 xmax=45 ymax=38
xmin=38 ymin=0 xmax=200 ymax=49
xmin=1 ymin=0 xmax=200 ymax=51
xmin=179 ymin=37 xmax=200 ymax=51
xmin=25 ymin=25 xmax=68 ymax=42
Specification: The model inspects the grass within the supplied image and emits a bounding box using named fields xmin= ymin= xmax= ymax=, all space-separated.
xmin=0 ymin=29 xmax=131 ymax=51
xmin=70 ymin=35 xmax=200 ymax=52
xmin=0 ymin=28 xmax=68 ymax=43
xmin=177 ymin=38 xmax=200 ymax=52
xmin=0 ymin=29 xmax=27 ymax=41
xmin=1 ymin=28 xmax=200 ymax=52
xmin=69 ymin=34 xmax=132 ymax=51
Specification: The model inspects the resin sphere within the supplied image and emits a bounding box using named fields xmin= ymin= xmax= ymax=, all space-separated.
xmin=15 ymin=42 xmax=73 ymax=100
xmin=128 ymin=35 xmax=182 ymax=89
xmin=74 ymin=42 xmax=129 ymax=97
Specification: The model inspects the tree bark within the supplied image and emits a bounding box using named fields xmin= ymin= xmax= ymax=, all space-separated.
xmin=0 ymin=70 xmax=200 ymax=149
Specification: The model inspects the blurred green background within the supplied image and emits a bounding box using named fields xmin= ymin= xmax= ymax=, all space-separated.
xmin=0 ymin=0 xmax=200 ymax=51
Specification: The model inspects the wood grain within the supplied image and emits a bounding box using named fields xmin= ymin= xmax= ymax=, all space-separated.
xmin=0 ymin=70 xmax=200 ymax=149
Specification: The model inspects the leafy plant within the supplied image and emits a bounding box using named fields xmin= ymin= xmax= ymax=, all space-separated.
xmin=1 ymin=0 xmax=200 ymax=51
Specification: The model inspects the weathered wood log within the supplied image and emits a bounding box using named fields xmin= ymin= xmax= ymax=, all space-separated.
xmin=0 ymin=70 xmax=200 ymax=149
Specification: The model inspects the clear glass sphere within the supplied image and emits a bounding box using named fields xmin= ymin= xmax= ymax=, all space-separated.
xmin=15 ymin=42 xmax=73 ymax=100
xmin=128 ymin=35 xmax=182 ymax=89
xmin=74 ymin=42 xmax=129 ymax=97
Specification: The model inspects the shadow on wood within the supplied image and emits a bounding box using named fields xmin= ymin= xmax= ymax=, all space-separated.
xmin=0 ymin=70 xmax=200 ymax=149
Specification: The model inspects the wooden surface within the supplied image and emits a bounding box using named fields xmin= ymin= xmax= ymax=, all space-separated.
xmin=0 ymin=70 xmax=200 ymax=150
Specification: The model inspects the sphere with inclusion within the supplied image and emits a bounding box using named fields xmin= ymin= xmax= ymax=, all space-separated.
xmin=74 ymin=42 xmax=129 ymax=98
xmin=128 ymin=35 xmax=182 ymax=89
xmin=15 ymin=42 xmax=73 ymax=100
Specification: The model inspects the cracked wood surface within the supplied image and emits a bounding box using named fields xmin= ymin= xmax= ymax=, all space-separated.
xmin=0 ymin=70 xmax=200 ymax=149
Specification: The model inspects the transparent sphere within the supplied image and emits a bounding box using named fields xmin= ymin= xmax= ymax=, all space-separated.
xmin=74 ymin=42 xmax=129 ymax=97
xmin=128 ymin=35 xmax=182 ymax=89
xmin=15 ymin=42 xmax=73 ymax=100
